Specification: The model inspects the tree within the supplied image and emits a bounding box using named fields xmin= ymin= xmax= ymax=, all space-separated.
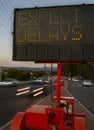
xmin=62 ymin=63 xmax=94 ymax=80
xmin=32 ymin=70 xmax=46 ymax=78
xmin=7 ymin=68 xmax=18 ymax=79
xmin=5 ymin=68 xmax=30 ymax=81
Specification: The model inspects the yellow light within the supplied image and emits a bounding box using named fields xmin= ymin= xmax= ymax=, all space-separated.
xmin=17 ymin=87 xmax=30 ymax=92
xmin=33 ymin=87 xmax=43 ymax=92
xmin=16 ymin=90 xmax=30 ymax=96
xmin=33 ymin=91 xmax=43 ymax=97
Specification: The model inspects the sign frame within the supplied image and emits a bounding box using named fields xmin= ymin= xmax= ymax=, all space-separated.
xmin=13 ymin=4 xmax=94 ymax=62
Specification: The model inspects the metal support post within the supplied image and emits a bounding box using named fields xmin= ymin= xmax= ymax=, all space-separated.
xmin=56 ymin=62 xmax=62 ymax=104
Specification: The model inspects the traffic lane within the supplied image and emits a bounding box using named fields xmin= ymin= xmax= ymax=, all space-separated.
xmin=0 ymin=91 xmax=50 ymax=127
xmin=0 ymin=96 xmax=30 ymax=127
xmin=0 ymin=82 xmax=50 ymax=127
xmin=16 ymin=82 xmax=50 ymax=96
xmin=0 ymin=82 xmax=50 ymax=99
xmin=68 ymin=80 xmax=94 ymax=115
xmin=0 ymin=86 xmax=31 ymax=100
xmin=0 ymin=82 xmax=31 ymax=99
xmin=1 ymin=80 xmax=94 ymax=130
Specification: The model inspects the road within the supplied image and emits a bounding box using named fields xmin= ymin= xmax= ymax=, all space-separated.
xmin=0 ymin=82 xmax=50 ymax=127
xmin=68 ymin=80 xmax=94 ymax=115
xmin=1 ymin=80 xmax=94 ymax=128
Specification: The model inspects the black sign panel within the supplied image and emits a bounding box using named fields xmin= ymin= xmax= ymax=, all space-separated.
xmin=13 ymin=4 xmax=94 ymax=62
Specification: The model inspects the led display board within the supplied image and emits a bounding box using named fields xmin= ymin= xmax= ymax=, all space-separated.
xmin=13 ymin=4 xmax=94 ymax=62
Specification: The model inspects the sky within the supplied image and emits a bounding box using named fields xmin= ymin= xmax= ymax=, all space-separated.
xmin=0 ymin=0 xmax=94 ymax=68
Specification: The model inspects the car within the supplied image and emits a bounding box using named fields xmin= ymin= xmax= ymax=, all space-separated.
xmin=0 ymin=80 xmax=13 ymax=86
xmin=36 ymin=77 xmax=50 ymax=84
xmin=0 ymin=78 xmax=19 ymax=87
xmin=68 ymin=78 xmax=71 ymax=81
xmin=22 ymin=81 xmax=50 ymax=97
xmin=82 ymin=80 xmax=92 ymax=87
xmin=72 ymin=77 xmax=79 ymax=82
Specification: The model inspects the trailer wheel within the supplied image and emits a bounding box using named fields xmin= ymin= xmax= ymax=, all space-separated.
xmin=74 ymin=117 xmax=85 ymax=130
xmin=10 ymin=112 xmax=25 ymax=130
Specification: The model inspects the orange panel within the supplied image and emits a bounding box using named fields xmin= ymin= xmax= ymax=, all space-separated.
xmin=10 ymin=112 xmax=25 ymax=130
xmin=74 ymin=117 xmax=85 ymax=130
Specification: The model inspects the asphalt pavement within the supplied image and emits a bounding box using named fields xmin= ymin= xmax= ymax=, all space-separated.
xmin=68 ymin=80 xmax=94 ymax=115
xmin=0 ymin=82 xmax=50 ymax=128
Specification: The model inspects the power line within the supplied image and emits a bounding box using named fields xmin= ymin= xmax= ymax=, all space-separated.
xmin=0 ymin=11 xmax=11 ymax=29
xmin=5 ymin=0 xmax=14 ymax=18
xmin=0 ymin=6 xmax=12 ymax=24
xmin=0 ymin=12 xmax=12 ymax=33
xmin=6 ymin=0 xmax=13 ymax=12
xmin=4 ymin=0 xmax=14 ymax=29
xmin=0 ymin=22 xmax=11 ymax=33
xmin=8 ymin=0 xmax=14 ymax=9
xmin=0 ymin=1 xmax=13 ymax=30
xmin=0 ymin=0 xmax=14 ymax=34
xmin=0 ymin=0 xmax=12 ymax=20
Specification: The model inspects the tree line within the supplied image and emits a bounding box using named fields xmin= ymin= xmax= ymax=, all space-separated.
xmin=62 ymin=63 xmax=94 ymax=80
xmin=2 ymin=68 xmax=47 ymax=81
xmin=1 ymin=63 xmax=94 ymax=81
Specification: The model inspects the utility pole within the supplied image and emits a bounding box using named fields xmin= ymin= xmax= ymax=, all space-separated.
xmin=0 ymin=66 xmax=2 ymax=82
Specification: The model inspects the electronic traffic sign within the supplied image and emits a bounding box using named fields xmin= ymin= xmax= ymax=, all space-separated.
xmin=13 ymin=4 xmax=94 ymax=62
